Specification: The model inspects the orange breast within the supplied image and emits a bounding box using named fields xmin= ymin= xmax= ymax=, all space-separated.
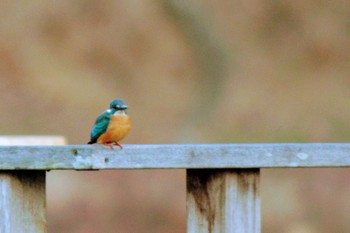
xmin=97 ymin=114 xmax=131 ymax=144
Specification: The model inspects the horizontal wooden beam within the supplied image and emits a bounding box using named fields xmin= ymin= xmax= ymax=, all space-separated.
xmin=0 ymin=143 xmax=350 ymax=170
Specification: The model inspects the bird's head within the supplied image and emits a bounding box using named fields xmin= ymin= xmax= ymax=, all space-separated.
xmin=110 ymin=98 xmax=128 ymax=110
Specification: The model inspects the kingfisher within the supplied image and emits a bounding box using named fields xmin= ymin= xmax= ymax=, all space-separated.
xmin=88 ymin=98 xmax=131 ymax=149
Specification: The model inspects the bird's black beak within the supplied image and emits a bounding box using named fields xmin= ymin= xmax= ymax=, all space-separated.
xmin=120 ymin=105 xmax=128 ymax=110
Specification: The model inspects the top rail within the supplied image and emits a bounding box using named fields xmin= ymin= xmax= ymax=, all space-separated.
xmin=0 ymin=143 xmax=350 ymax=170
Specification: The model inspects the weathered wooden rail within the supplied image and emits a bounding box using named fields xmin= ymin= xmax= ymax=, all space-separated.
xmin=1 ymin=143 xmax=350 ymax=233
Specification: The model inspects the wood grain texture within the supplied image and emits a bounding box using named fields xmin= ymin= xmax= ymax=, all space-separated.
xmin=0 ymin=136 xmax=65 ymax=232
xmin=187 ymin=169 xmax=260 ymax=233
xmin=0 ymin=171 xmax=46 ymax=233
xmin=0 ymin=143 xmax=350 ymax=169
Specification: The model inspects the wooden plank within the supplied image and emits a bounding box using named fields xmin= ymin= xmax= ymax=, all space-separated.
xmin=0 ymin=143 xmax=350 ymax=169
xmin=0 ymin=171 xmax=46 ymax=233
xmin=0 ymin=136 xmax=66 ymax=146
xmin=187 ymin=169 xmax=260 ymax=233
xmin=0 ymin=136 xmax=65 ymax=233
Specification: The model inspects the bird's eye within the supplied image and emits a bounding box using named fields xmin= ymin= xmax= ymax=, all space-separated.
xmin=116 ymin=105 xmax=120 ymax=108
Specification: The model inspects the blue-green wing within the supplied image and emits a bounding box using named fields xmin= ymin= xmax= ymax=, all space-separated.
xmin=88 ymin=110 xmax=112 ymax=144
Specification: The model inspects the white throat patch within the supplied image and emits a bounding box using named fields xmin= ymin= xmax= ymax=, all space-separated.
xmin=114 ymin=110 xmax=126 ymax=116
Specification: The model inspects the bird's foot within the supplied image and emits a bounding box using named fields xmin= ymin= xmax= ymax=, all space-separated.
xmin=114 ymin=142 xmax=123 ymax=149
xmin=102 ymin=142 xmax=123 ymax=149
xmin=103 ymin=143 xmax=114 ymax=149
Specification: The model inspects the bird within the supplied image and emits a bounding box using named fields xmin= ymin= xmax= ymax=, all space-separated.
xmin=88 ymin=98 xmax=131 ymax=149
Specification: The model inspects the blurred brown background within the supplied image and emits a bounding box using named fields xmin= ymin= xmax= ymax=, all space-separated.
xmin=1 ymin=0 xmax=350 ymax=232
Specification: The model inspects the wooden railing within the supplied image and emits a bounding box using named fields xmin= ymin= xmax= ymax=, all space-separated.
xmin=1 ymin=143 xmax=350 ymax=232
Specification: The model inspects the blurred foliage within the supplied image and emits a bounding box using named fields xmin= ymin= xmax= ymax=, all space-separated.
xmin=1 ymin=0 xmax=350 ymax=232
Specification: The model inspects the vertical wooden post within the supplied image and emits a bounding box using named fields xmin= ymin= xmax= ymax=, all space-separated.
xmin=0 ymin=136 xmax=66 ymax=233
xmin=187 ymin=169 xmax=260 ymax=233
xmin=0 ymin=171 xmax=46 ymax=233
